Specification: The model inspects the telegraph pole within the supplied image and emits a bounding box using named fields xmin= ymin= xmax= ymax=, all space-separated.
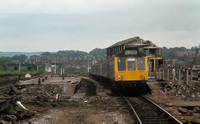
xmin=19 ymin=62 xmax=21 ymax=71
xmin=55 ymin=62 xmax=57 ymax=74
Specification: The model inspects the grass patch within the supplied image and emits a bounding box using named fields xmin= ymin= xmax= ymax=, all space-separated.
xmin=185 ymin=117 xmax=197 ymax=123
xmin=5 ymin=105 xmax=22 ymax=115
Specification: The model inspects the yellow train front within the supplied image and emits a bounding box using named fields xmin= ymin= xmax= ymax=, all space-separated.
xmin=90 ymin=50 xmax=149 ymax=93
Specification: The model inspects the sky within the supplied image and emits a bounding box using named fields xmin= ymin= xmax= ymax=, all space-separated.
xmin=0 ymin=0 xmax=199 ymax=52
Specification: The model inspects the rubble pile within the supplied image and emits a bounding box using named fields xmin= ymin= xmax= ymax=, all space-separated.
xmin=147 ymin=81 xmax=200 ymax=123
xmin=159 ymin=81 xmax=200 ymax=100
xmin=0 ymin=84 xmax=64 ymax=123
xmin=19 ymin=84 xmax=62 ymax=103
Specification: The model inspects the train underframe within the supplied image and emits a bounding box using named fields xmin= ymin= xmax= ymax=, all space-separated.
xmin=90 ymin=74 xmax=151 ymax=94
xmin=112 ymin=80 xmax=151 ymax=94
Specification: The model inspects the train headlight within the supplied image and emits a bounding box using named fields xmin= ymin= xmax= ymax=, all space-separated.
xmin=140 ymin=75 xmax=145 ymax=80
xmin=140 ymin=75 xmax=147 ymax=80
xmin=117 ymin=75 xmax=122 ymax=80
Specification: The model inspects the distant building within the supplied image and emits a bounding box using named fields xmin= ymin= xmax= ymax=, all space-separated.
xmin=30 ymin=57 xmax=106 ymax=67
xmin=191 ymin=58 xmax=200 ymax=71
xmin=165 ymin=58 xmax=186 ymax=69
xmin=30 ymin=57 xmax=41 ymax=64
xmin=176 ymin=50 xmax=200 ymax=57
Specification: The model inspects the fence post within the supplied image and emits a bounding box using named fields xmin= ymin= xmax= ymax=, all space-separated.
xmin=18 ymin=75 xmax=21 ymax=80
xmin=155 ymin=69 xmax=157 ymax=80
xmin=163 ymin=68 xmax=165 ymax=80
xmin=149 ymin=68 xmax=151 ymax=79
xmin=62 ymin=76 xmax=65 ymax=80
xmin=167 ymin=69 xmax=169 ymax=81
xmin=179 ymin=69 xmax=181 ymax=84
xmin=38 ymin=78 xmax=41 ymax=85
xmin=172 ymin=68 xmax=176 ymax=82
xmin=159 ymin=69 xmax=161 ymax=79
xmin=156 ymin=69 xmax=158 ymax=80
xmin=186 ymin=70 xmax=189 ymax=85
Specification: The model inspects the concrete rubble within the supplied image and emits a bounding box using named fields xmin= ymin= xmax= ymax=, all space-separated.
xmin=159 ymin=81 xmax=200 ymax=99
xmin=0 ymin=76 xmax=81 ymax=123
xmin=146 ymin=80 xmax=200 ymax=123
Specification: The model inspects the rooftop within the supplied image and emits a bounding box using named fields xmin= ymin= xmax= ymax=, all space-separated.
xmin=107 ymin=36 xmax=156 ymax=49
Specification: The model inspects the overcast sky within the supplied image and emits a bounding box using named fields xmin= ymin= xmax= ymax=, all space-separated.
xmin=0 ymin=0 xmax=199 ymax=52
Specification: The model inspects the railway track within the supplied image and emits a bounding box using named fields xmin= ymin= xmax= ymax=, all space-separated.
xmin=122 ymin=95 xmax=182 ymax=124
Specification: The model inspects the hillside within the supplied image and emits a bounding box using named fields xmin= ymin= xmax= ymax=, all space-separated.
xmin=0 ymin=52 xmax=53 ymax=58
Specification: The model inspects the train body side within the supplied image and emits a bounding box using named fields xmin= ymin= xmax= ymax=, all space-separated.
xmin=90 ymin=64 xmax=101 ymax=76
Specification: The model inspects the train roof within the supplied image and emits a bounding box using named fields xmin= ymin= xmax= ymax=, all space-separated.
xmin=107 ymin=36 xmax=156 ymax=49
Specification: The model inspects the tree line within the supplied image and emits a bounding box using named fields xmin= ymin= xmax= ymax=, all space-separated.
xmin=0 ymin=48 xmax=106 ymax=71
xmin=162 ymin=45 xmax=200 ymax=59
xmin=35 ymin=48 xmax=107 ymax=58
xmin=0 ymin=46 xmax=199 ymax=71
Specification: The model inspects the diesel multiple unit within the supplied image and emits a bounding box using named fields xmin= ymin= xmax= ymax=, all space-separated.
xmin=90 ymin=36 xmax=163 ymax=92
xmin=90 ymin=49 xmax=149 ymax=90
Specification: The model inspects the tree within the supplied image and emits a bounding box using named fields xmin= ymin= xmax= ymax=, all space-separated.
xmin=30 ymin=55 xmax=40 ymax=58
xmin=0 ymin=57 xmax=12 ymax=63
xmin=89 ymin=48 xmax=106 ymax=57
xmin=167 ymin=48 xmax=177 ymax=58
xmin=40 ymin=52 xmax=55 ymax=57
xmin=179 ymin=47 xmax=186 ymax=51
xmin=161 ymin=46 xmax=168 ymax=58
xmin=56 ymin=50 xmax=88 ymax=57
xmin=12 ymin=55 xmax=28 ymax=62
xmin=0 ymin=57 xmax=12 ymax=71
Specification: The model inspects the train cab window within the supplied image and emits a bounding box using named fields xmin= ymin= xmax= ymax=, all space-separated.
xmin=118 ymin=58 xmax=126 ymax=71
xmin=137 ymin=58 xmax=145 ymax=70
xmin=127 ymin=58 xmax=136 ymax=70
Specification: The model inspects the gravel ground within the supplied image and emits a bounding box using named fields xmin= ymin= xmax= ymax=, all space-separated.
xmin=24 ymin=77 xmax=134 ymax=124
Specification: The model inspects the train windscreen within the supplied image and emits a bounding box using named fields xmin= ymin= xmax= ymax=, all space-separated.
xmin=118 ymin=58 xmax=126 ymax=71
xmin=137 ymin=58 xmax=145 ymax=70
xmin=127 ymin=58 xmax=136 ymax=70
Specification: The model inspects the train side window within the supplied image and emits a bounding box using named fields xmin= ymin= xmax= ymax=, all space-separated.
xmin=137 ymin=58 xmax=145 ymax=70
xmin=127 ymin=58 xmax=136 ymax=70
xmin=118 ymin=58 xmax=126 ymax=71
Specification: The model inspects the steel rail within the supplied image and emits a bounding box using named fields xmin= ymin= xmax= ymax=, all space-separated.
xmin=121 ymin=95 xmax=143 ymax=124
xmin=144 ymin=96 xmax=182 ymax=124
xmin=121 ymin=95 xmax=182 ymax=124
